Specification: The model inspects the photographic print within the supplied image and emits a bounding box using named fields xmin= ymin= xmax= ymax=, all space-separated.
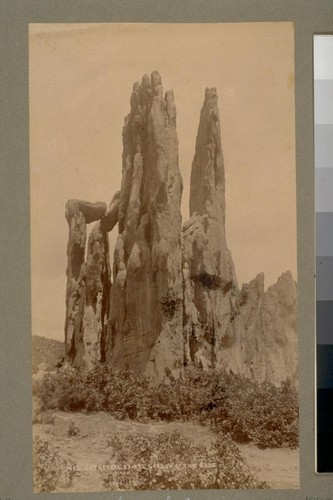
xmin=30 ymin=22 xmax=298 ymax=493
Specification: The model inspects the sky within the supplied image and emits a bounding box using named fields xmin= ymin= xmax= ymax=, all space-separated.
xmin=29 ymin=22 xmax=297 ymax=341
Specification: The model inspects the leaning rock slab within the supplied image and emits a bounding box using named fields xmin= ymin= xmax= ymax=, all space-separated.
xmin=66 ymin=199 xmax=107 ymax=224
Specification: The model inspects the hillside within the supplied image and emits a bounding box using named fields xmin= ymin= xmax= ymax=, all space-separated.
xmin=32 ymin=335 xmax=65 ymax=373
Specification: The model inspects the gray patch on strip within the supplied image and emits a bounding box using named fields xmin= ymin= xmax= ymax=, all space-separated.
xmin=316 ymin=256 xmax=333 ymax=300
xmin=315 ymin=80 xmax=333 ymax=124
xmin=316 ymin=300 xmax=333 ymax=344
xmin=315 ymin=124 xmax=333 ymax=169
xmin=316 ymin=168 xmax=333 ymax=211
xmin=316 ymin=212 xmax=333 ymax=255
xmin=317 ymin=344 xmax=333 ymax=388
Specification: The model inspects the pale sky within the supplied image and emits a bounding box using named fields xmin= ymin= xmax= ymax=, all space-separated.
xmin=29 ymin=22 xmax=297 ymax=341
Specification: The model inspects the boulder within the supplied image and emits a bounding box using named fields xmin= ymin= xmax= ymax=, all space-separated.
xmin=100 ymin=191 xmax=120 ymax=232
xmin=66 ymin=199 xmax=107 ymax=224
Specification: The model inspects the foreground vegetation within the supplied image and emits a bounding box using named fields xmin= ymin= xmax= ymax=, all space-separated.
xmin=33 ymin=436 xmax=78 ymax=492
xmin=99 ymin=430 xmax=267 ymax=490
xmin=33 ymin=427 xmax=267 ymax=491
xmin=34 ymin=363 xmax=298 ymax=449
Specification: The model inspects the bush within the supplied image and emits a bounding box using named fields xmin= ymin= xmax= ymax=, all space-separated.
xmin=99 ymin=430 xmax=267 ymax=490
xmin=67 ymin=421 xmax=80 ymax=437
xmin=34 ymin=363 xmax=298 ymax=449
xmin=33 ymin=364 xmax=87 ymax=412
xmin=34 ymin=363 xmax=153 ymax=419
xmin=33 ymin=436 xmax=78 ymax=492
xmin=214 ymin=375 xmax=299 ymax=448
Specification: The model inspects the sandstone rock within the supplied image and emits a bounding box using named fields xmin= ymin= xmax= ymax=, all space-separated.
xmin=100 ymin=191 xmax=120 ymax=232
xmin=253 ymin=271 xmax=298 ymax=385
xmin=64 ymin=201 xmax=111 ymax=368
xmin=80 ymin=221 xmax=111 ymax=369
xmin=212 ymin=271 xmax=298 ymax=386
xmin=66 ymin=199 xmax=107 ymax=224
xmin=64 ymin=201 xmax=86 ymax=360
xmin=182 ymin=87 xmax=238 ymax=370
xmin=106 ymin=71 xmax=184 ymax=380
xmin=187 ymin=87 xmax=236 ymax=286
xmin=62 ymin=76 xmax=298 ymax=387
xmin=182 ymin=87 xmax=297 ymax=386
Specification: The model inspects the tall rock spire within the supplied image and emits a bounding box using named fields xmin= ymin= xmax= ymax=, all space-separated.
xmin=182 ymin=88 xmax=298 ymax=385
xmin=64 ymin=199 xmax=116 ymax=368
xmin=185 ymin=87 xmax=237 ymax=288
xmin=190 ymin=87 xmax=225 ymax=220
xmin=106 ymin=71 xmax=184 ymax=380
xmin=182 ymin=87 xmax=238 ymax=369
xmin=64 ymin=200 xmax=87 ymax=361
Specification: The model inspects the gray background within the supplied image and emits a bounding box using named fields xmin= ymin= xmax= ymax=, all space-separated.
xmin=0 ymin=0 xmax=332 ymax=498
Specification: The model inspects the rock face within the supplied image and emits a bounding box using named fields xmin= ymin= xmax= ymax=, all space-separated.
xmin=182 ymin=88 xmax=297 ymax=385
xmin=63 ymin=75 xmax=298 ymax=386
xmin=100 ymin=191 xmax=121 ymax=232
xmin=188 ymin=87 xmax=233 ymax=286
xmin=239 ymin=271 xmax=298 ymax=385
xmin=182 ymin=87 xmax=239 ymax=370
xmin=217 ymin=271 xmax=298 ymax=385
xmin=105 ymin=71 xmax=184 ymax=380
xmin=64 ymin=200 xmax=87 ymax=362
xmin=82 ymin=222 xmax=111 ymax=369
xmin=67 ymin=199 xmax=107 ymax=224
xmin=64 ymin=199 xmax=114 ymax=368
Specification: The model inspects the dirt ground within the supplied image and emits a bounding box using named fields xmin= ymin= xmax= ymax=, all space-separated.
xmin=33 ymin=411 xmax=300 ymax=492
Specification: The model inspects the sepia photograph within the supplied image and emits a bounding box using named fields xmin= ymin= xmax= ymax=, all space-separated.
xmin=30 ymin=22 xmax=299 ymax=493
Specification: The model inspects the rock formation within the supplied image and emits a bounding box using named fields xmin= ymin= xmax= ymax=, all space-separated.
xmin=64 ymin=199 xmax=115 ymax=368
xmin=64 ymin=200 xmax=87 ymax=362
xmin=238 ymin=271 xmax=298 ymax=385
xmin=181 ymin=88 xmax=298 ymax=384
xmin=63 ymin=74 xmax=298 ymax=386
xmin=105 ymin=71 xmax=184 ymax=380
xmin=217 ymin=271 xmax=298 ymax=385
xmin=82 ymin=221 xmax=111 ymax=368
xmin=182 ymin=87 xmax=240 ymax=370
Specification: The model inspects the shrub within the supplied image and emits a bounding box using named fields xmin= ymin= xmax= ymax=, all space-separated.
xmin=99 ymin=430 xmax=267 ymax=490
xmin=34 ymin=363 xmax=298 ymax=449
xmin=67 ymin=421 xmax=80 ymax=437
xmin=212 ymin=374 xmax=299 ymax=448
xmin=34 ymin=364 xmax=87 ymax=412
xmin=33 ymin=436 xmax=78 ymax=492
xmin=159 ymin=291 xmax=182 ymax=319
